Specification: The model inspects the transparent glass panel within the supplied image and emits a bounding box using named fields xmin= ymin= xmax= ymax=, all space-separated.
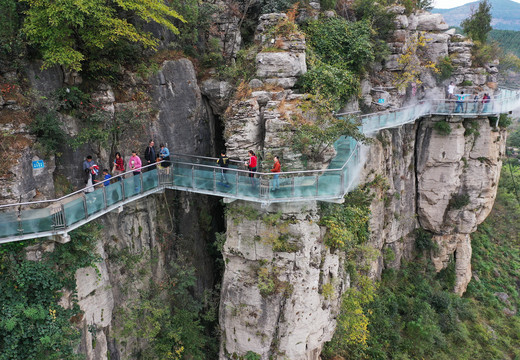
xmin=193 ymin=166 xmax=215 ymax=191
xmin=318 ymin=173 xmax=342 ymax=196
xmin=64 ymin=198 xmax=86 ymax=226
xmin=123 ymin=175 xmax=140 ymax=198
xmin=143 ymin=170 xmax=158 ymax=192
xmin=86 ymin=188 xmax=105 ymax=215
xmin=0 ymin=211 xmax=20 ymax=237
xmin=21 ymin=208 xmax=53 ymax=234
xmin=173 ymin=164 xmax=193 ymax=188
xmin=105 ymin=182 xmax=123 ymax=207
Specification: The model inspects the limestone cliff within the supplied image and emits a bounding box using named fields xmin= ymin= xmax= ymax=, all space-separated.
xmin=216 ymin=6 xmax=506 ymax=359
xmin=0 ymin=2 xmax=508 ymax=360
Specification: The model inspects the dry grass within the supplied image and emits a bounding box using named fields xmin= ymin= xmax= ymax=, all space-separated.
xmin=235 ymin=81 xmax=252 ymax=100
xmin=0 ymin=109 xmax=31 ymax=126
xmin=151 ymin=49 xmax=187 ymax=65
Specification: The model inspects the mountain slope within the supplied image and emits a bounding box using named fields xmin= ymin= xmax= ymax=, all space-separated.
xmin=433 ymin=0 xmax=520 ymax=30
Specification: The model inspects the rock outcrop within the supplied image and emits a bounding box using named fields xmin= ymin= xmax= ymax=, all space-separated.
xmin=219 ymin=201 xmax=346 ymax=359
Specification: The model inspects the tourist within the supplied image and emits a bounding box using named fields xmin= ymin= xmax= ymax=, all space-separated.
xmin=217 ymin=150 xmax=230 ymax=185
xmin=472 ymin=91 xmax=480 ymax=113
xmin=454 ymin=91 xmax=465 ymax=113
xmin=129 ymin=151 xmax=142 ymax=193
xmin=112 ymin=152 xmax=125 ymax=181
xmin=482 ymin=93 xmax=490 ymax=113
xmin=144 ymin=140 xmax=156 ymax=171
xmin=245 ymin=150 xmax=257 ymax=186
xmin=447 ymin=81 xmax=455 ymax=99
xmin=270 ymin=156 xmax=281 ymax=191
xmin=83 ymin=155 xmax=97 ymax=184
xmin=94 ymin=169 xmax=111 ymax=187
xmin=159 ymin=143 xmax=170 ymax=175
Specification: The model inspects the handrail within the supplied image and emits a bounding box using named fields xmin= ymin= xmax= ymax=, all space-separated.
xmin=0 ymin=161 xmax=161 ymax=209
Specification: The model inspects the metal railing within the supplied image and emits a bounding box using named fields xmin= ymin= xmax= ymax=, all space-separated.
xmin=1 ymin=89 xmax=520 ymax=242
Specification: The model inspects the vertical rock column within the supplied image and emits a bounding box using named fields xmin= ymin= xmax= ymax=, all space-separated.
xmin=219 ymin=202 xmax=346 ymax=360
xmin=416 ymin=117 xmax=505 ymax=295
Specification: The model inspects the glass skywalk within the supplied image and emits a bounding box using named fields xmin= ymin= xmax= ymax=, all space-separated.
xmin=1 ymin=91 xmax=519 ymax=243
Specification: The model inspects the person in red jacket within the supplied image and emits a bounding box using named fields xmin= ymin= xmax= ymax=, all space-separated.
xmin=270 ymin=156 xmax=281 ymax=191
xmin=112 ymin=152 xmax=125 ymax=181
xmin=245 ymin=150 xmax=257 ymax=186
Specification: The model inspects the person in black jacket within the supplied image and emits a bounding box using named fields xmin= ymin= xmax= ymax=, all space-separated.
xmin=216 ymin=150 xmax=230 ymax=185
xmin=144 ymin=140 xmax=156 ymax=171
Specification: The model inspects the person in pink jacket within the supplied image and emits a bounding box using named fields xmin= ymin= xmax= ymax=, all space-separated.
xmin=129 ymin=151 xmax=142 ymax=174
xmin=129 ymin=151 xmax=142 ymax=193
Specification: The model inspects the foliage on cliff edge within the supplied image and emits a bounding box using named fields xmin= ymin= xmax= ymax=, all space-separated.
xmin=323 ymin=162 xmax=520 ymax=359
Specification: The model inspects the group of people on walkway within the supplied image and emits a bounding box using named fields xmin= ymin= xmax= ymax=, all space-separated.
xmin=447 ymin=82 xmax=491 ymax=113
xmin=216 ymin=149 xmax=281 ymax=190
xmin=83 ymin=145 xmax=282 ymax=193
xmin=82 ymin=140 xmax=171 ymax=192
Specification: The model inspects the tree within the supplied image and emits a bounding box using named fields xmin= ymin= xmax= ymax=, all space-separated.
xmin=21 ymin=0 xmax=185 ymax=71
xmin=461 ymin=0 xmax=492 ymax=44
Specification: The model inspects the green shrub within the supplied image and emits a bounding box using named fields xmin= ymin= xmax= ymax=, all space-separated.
xmin=472 ymin=41 xmax=500 ymax=67
xmin=353 ymin=0 xmax=395 ymax=60
xmin=415 ymin=228 xmax=436 ymax=252
xmin=321 ymin=0 xmax=338 ymax=10
xmin=460 ymin=80 xmax=473 ymax=86
xmin=260 ymin=0 xmax=299 ymax=13
xmin=433 ymin=121 xmax=452 ymax=135
xmin=448 ymin=193 xmax=470 ymax=210
xmin=53 ymin=86 xmax=90 ymax=110
xmin=244 ymin=351 xmax=262 ymax=360
xmin=299 ymin=63 xmax=358 ymax=110
xmin=303 ymin=17 xmax=374 ymax=74
xmin=437 ymin=56 xmax=454 ymax=81
xmin=0 ymin=224 xmax=101 ymax=360
xmin=507 ymin=127 xmax=520 ymax=147
xmin=498 ymin=113 xmax=513 ymax=128
xmin=0 ymin=0 xmax=26 ymax=71
xmin=29 ymin=111 xmax=67 ymax=154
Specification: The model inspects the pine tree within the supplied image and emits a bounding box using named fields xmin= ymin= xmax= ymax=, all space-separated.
xmin=461 ymin=0 xmax=492 ymax=44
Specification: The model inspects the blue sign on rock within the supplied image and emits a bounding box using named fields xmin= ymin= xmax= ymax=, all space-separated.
xmin=32 ymin=160 xmax=44 ymax=169
xmin=378 ymin=98 xmax=385 ymax=104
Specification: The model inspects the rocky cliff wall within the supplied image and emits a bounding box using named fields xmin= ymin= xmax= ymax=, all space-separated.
xmin=217 ymin=7 xmax=506 ymax=359
xmin=0 ymin=55 xmax=223 ymax=359
xmin=0 ymin=3 xmax=508 ymax=360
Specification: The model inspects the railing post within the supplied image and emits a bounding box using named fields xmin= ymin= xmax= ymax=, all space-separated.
xmin=17 ymin=211 xmax=23 ymax=235
xmin=60 ymin=203 xmax=67 ymax=229
xmin=191 ymin=165 xmax=195 ymax=189
xmin=102 ymin=185 xmax=107 ymax=210
xmin=315 ymin=173 xmax=319 ymax=196
xmin=120 ymin=177 xmax=126 ymax=200
xmin=235 ymin=170 xmax=239 ymax=195
xmin=213 ymin=168 xmax=216 ymax=192
xmin=291 ymin=177 xmax=295 ymax=198
xmin=140 ymin=172 xmax=144 ymax=194
xmin=82 ymin=193 xmax=88 ymax=219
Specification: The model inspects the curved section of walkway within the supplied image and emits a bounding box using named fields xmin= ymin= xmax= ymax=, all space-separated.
xmin=1 ymin=91 xmax=520 ymax=243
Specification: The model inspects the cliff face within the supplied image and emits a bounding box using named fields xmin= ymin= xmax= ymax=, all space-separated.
xmin=0 ymin=3 xmax=507 ymax=360
xmin=217 ymin=6 xmax=505 ymax=359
